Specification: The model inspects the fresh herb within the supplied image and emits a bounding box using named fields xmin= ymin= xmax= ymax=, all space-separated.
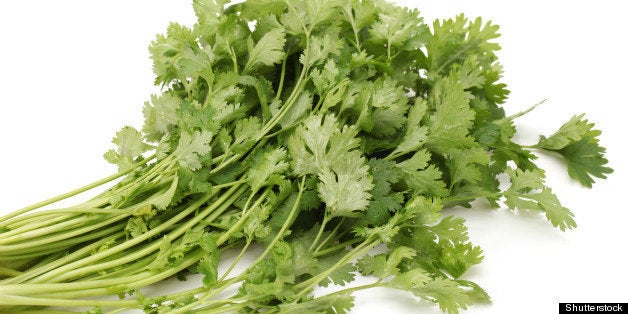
xmin=0 ymin=0 xmax=612 ymax=313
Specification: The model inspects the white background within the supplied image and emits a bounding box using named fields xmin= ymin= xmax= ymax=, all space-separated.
xmin=0 ymin=1 xmax=626 ymax=313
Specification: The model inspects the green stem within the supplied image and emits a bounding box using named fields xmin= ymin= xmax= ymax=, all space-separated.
xmin=309 ymin=212 xmax=330 ymax=251
xmin=0 ymin=223 xmax=126 ymax=258
xmin=25 ymin=192 xmax=212 ymax=284
xmin=194 ymin=302 xmax=246 ymax=314
xmin=273 ymin=56 xmax=289 ymax=103
xmin=314 ymin=217 xmax=346 ymax=254
xmin=0 ymin=294 xmax=138 ymax=308
xmin=1 ymin=231 xmax=126 ymax=284
xmin=0 ymin=265 xmax=22 ymax=277
xmin=0 ymin=156 xmax=154 ymax=227
xmin=313 ymin=237 xmax=362 ymax=258
xmin=218 ymin=239 xmax=252 ymax=281
xmin=0 ymin=214 xmax=128 ymax=250
xmin=49 ymin=184 xmax=246 ymax=284
xmin=505 ymin=99 xmax=546 ymax=121
xmin=294 ymin=237 xmax=379 ymax=299
xmin=217 ymin=190 xmax=269 ymax=245
xmin=250 ymin=177 xmax=305 ymax=266
xmin=174 ymin=178 xmax=306 ymax=312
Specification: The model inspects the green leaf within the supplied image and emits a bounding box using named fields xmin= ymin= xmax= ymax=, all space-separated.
xmin=426 ymin=75 xmax=477 ymax=154
xmin=503 ymin=168 xmax=576 ymax=231
xmin=437 ymin=242 xmax=484 ymax=279
xmin=558 ymin=137 xmax=613 ymax=188
xmin=243 ymin=27 xmax=286 ymax=74
xmin=288 ymin=114 xmax=360 ymax=176
xmin=388 ymin=267 xmax=432 ymax=291
xmin=528 ymin=188 xmax=576 ymax=231
xmin=142 ymin=93 xmax=181 ymax=141
xmin=306 ymin=33 xmax=343 ymax=67
xmin=537 ymin=114 xmax=612 ymax=187
xmin=396 ymin=150 xmax=449 ymax=198
xmin=246 ymin=147 xmax=290 ymax=192
xmin=537 ymin=114 xmax=596 ymax=150
xmin=367 ymin=77 xmax=410 ymax=137
xmin=415 ymin=277 xmax=474 ymax=314
xmin=317 ymin=150 xmax=373 ymax=217
xmin=428 ymin=15 xmax=500 ymax=76
xmin=389 ymin=99 xmax=429 ymax=158
xmin=368 ymin=4 xmax=427 ymax=54
xmin=271 ymin=92 xmax=313 ymax=129
xmin=105 ymin=126 xmax=151 ymax=170
xmin=174 ymin=130 xmax=213 ymax=170
xmin=446 ymin=148 xmax=490 ymax=186
xmin=364 ymin=158 xmax=403 ymax=226
xmin=317 ymin=250 xmax=357 ymax=287
xmin=232 ymin=116 xmax=261 ymax=153
xmin=197 ymin=237 xmax=220 ymax=286
xmin=357 ymin=246 xmax=416 ymax=280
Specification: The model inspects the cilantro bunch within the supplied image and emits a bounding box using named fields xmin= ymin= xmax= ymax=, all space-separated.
xmin=0 ymin=0 xmax=612 ymax=313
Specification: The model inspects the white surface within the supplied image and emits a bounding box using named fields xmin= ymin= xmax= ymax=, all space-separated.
xmin=0 ymin=1 xmax=626 ymax=313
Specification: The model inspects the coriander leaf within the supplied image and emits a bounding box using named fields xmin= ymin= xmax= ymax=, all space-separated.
xmin=104 ymin=126 xmax=151 ymax=170
xmin=436 ymin=242 xmax=484 ymax=279
xmin=356 ymin=253 xmax=387 ymax=278
xmin=174 ymin=130 xmax=213 ymax=170
xmin=389 ymin=98 xmax=429 ymax=158
xmin=306 ymin=33 xmax=344 ymax=67
xmin=415 ymin=277 xmax=474 ymax=314
xmin=427 ymin=15 xmax=500 ymax=76
xmin=288 ymin=114 xmax=360 ymax=175
xmin=125 ymin=217 xmax=149 ymax=239
xmin=193 ymin=0 xmax=229 ymax=26
xmin=310 ymin=59 xmax=343 ymax=96
xmin=176 ymin=99 xmax=219 ymax=135
xmin=317 ymin=250 xmax=357 ymax=287
xmin=342 ymin=0 xmax=376 ymax=32
xmin=149 ymin=22 xmax=199 ymax=85
xmin=142 ymin=93 xmax=181 ymax=141
xmin=246 ymin=147 xmax=290 ymax=192
xmin=243 ymin=203 xmax=273 ymax=240
xmin=357 ymin=246 xmax=417 ymax=280
xmin=446 ymin=148 xmax=490 ymax=186
xmin=241 ymin=0 xmax=287 ymax=21
xmin=396 ymin=150 xmax=449 ymax=198
xmin=150 ymin=176 xmax=179 ymax=211
xmin=527 ymin=187 xmax=576 ymax=231
xmin=197 ymin=237 xmax=220 ymax=286
xmin=448 ymin=55 xmax=486 ymax=90
xmin=405 ymin=195 xmax=444 ymax=225
xmin=232 ymin=116 xmax=262 ymax=153
xmin=426 ymin=75 xmax=477 ymax=154
xmin=271 ymin=91 xmax=313 ymax=129
xmin=430 ymin=216 xmax=470 ymax=246
xmin=364 ymin=158 xmax=403 ymax=226
xmin=368 ymin=4 xmax=427 ymax=57
xmin=303 ymin=0 xmax=342 ymax=30
xmin=558 ymin=137 xmax=613 ymax=188
xmin=387 ymin=267 xmax=432 ymax=291
xmin=537 ymin=114 xmax=596 ymax=150
xmin=537 ymin=114 xmax=613 ymax=187
xmin=317 ymin=150 xmax=374 ymax=218
xmin=367 ymin=77 xmax=410 ymax=137
xmin=243 ymin=27 xmax=286 ymax=74
xmin=503 ymin=168 xmax=576 ymax=231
